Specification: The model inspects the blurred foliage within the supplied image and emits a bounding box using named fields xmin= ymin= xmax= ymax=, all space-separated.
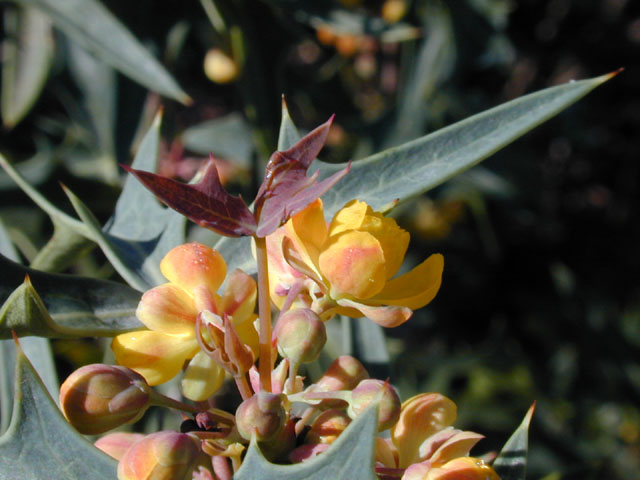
xmin=0 ymin=0 xmax=637 ymax=478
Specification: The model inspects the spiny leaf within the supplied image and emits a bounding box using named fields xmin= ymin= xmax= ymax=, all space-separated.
xmin=254 ymin=115 xmax=350 ymax=236
xmin=235 ymin=402 xmax=378 ymax=480
xmin=123 ymin=159 xmax=257 ymax=237
xmin=314 ymin=72 xmax=620 ymax=218
xmin=0 ymin=340 xmax=117 ymax=479
xmin=493 ymin=403 xmax=536 ymax=480
xmin=0 ymin=254 xmax=142 ymax=339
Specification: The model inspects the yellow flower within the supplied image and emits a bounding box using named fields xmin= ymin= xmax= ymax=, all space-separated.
xmin=112 ymin=243 xmax=258 ymax=401
xmin=268 ymin=199 xmax=444 ymax=327
xmin=379 ymin=393 xmax=500 ymax=480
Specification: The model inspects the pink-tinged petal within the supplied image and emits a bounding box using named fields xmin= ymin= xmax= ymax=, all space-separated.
xmin=319 ymin=230 xmax=386 ymax=299
xmin=375 ymin=437 xmax=399 ymax=468
xmin=371 ymin=254 xmax=444 ymax=310
xmin=137 ymin=284 xmax=198 ymax=335
xmin=112 ymin=331 xmax=199 ymax=386
xmin=336 ymin=298 xmax=412 ymax=328
xmin=391 ymin=393 xmax=457 ymax=468
xmin=424 ymin=457 xmax=500 ymax=480
xmin=265 ymin=228 xmax=307 ymax=308
xmin=402 ymin=462 xmax=431 ymax=480
xmin=95 ymin=432 xmax=145 ymax=460
xmin=182 ymin=350 xmax=226 ymax=401
xmin=428 ymin=431 xmax=485 ymax=468
xmin=218 ymin=269 xmax=256 ymax=322
xmin=160 ymin=243 xmax=227 ymax=294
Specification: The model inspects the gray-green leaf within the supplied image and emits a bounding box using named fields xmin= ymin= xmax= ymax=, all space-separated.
xmin=493 ymin=403 xmax=536 ymax=480
xmin=12 ymin=0 xmax=190 ymax=104
xmin=0 ymin=342 xmax=117 ymax=479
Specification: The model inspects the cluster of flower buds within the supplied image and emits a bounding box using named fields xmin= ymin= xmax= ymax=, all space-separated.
xmin=56 ymin=117 xmax=499 ymax=479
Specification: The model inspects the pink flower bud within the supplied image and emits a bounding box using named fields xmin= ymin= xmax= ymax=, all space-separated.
xmin=349 ymin=379 xmax=401 ymax=431
xmin=275 ymin=308 xmax=326 ymax=364
xmin=305 ymin=409 xmax=351 ymax=445
xmin=235 ymin=392 xmax=287 ymax=442
xmin=313 ymin=355 xmax=369 ymax=392
xmin=59 ymin=364 xmax=151 ymax=435
xmin=117 ymin=431 xmax=206 ymax=480
xmin=94 ymin=432 xmax=145 ymax=460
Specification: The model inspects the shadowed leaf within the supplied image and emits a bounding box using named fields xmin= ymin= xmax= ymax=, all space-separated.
xmin=493 ymin=403 xmax=536 ymax=480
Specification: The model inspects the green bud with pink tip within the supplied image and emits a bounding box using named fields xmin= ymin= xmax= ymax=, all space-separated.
xmin=348 ymin=379 xmax=401 ymax=431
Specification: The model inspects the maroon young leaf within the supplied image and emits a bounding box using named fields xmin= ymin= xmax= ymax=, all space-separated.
xmin=123 ymin=158 xmax=256 ymax=237
xmin=254 ymin=116 xmax=350 ymax=237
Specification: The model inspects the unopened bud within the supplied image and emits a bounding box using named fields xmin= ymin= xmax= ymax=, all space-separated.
xmin=60 ymin=364 xmax=151 ymax=435
xmin=305 ymin=409 xmax=351 ymax=445
xmin=117 ymin=431 xmax=205 ymax=480
xmin=349 ymin=379 xmax=401 ymax=431
xmin=94 ymin=432 xmax=145 ymax=460
xmin=275 ymin=308 xmax=326 ymax=364
xmin=204 ymin=48 xmax=239 ymax=84
xmin=235 ymin=392 xmax=287 ymax=442
xmin=314 ymin=355 xmax=369 ymax=392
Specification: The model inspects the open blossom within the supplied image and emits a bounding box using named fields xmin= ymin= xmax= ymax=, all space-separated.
xmin=112 ymin=243 xmax=258 ymax=401
xmin=378 ymin=393 xmax=499 ymax=480
xmin=267 ymin=199 xmax=444 ymax=327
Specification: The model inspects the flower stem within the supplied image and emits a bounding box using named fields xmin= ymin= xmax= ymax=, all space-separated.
xmin=235 ymin=374 xmax=254 ymax=401
xmin=254 ymin=235 xmax=272 ymax=392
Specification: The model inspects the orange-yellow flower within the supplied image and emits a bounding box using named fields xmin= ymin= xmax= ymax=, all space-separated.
xmin=112 ymin=243 xmax=258 ymax=401
xmin=378 ymin=393 xmax=499 ymax=480
xmin=267 ymin=199 xmax=444 ymax=327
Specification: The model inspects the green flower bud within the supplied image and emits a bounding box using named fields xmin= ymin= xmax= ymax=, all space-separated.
xmin=275 ymin=308 xmax=326 ymax=364
xmin=348 ymin=379 xmax=401 ymax=431
xmin=235 ymin=392 xmax=287 ymax=442
xmin=117 ymin=431 xmax=205 ymax=480
xmin=314 ymin=355 xmax=369 ymax=392
xmin=59 ymin=364 xmax=151 ymax=435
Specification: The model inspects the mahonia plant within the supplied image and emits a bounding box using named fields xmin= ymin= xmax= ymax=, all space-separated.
xmin=58 ymin=116 xmax=501 ymax=480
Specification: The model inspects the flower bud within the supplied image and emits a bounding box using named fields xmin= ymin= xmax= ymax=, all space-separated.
xmin=60 ymin=364 xmax=151 ymax=435
xmin=348 ymin=379 xmax=401 ymax=431
xmin=94 ymin=432 xmax=145 ymax=460
xmin=313 ymin=355 xmax=369 ymax=392
xmin=305 ymin=409 xmax=351 ymax=445
xmin=117 ymin=431 xmax=205 ymax=480
xmin=235 ymin=392 xmax=287 ymax=442
xmin=275 ymin=308 xmax=326 ymax=364
xmin=204 ymin=48 xmax=239 ymax=84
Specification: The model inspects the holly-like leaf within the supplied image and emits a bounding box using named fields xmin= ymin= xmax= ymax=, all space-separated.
xmin=235 ymin=402 xmax=378 ymax=480
xmin=124 ymin=159 xmax=257 ymax=237
xmin=493 ymin=403 xmax=536 ymax=480
xmin=254 ymin=116 xmax=350 ymax=237
xmin=0 ymin=340 xmax=117 ymax=479
xmin=0 ymin=254 xmax=142 ymax=339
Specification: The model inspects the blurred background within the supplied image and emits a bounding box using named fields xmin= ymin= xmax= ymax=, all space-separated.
xmin=0 ymin=0 xmax=638 ymax=478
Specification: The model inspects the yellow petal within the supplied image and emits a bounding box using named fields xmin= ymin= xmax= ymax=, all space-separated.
xmin=391 ymin=393 xmax=457 ymax=467
xmin=182 ymin=350 xmax=226 ymax=401
xmin=219 ymin=269 xmax=257 ymax=323
xmin=337 ymin=298 xmax=412 ymax=327
xmin=319 ymin=230 xmax=386 ymax=299
xmin=234 ymin=313 xmax=260 ymax=356
xmin=371 ymin=254 xmax=444 ymax=310
xmin=327 ymin=199 xmax=368 ymax=235
xmin=265 ymin=228 xmax=307 ymax=308
xmin=160 ymin=243 xmax=227 ymax=293
xmin=112 ymin=331 xmax=199 ymax=386
xmin=330 ymin=200 xmax=409 ymax=279
xmin=285 ymin=199 xmax=327 ymax=280
xmin=136 ymin=284 xmax=198 ymax=335
xmin=428 ymin=431 xmax=485 ymax=468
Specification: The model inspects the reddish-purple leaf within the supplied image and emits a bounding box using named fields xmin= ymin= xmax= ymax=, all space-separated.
xmin=254 ymin=116 xmax=350 ymax=237
xmin=123 ymin=159 xmax=256 ymax=237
